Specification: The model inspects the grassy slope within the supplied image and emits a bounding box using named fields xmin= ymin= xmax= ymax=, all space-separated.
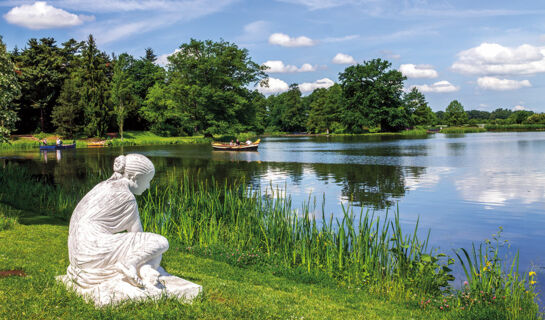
xmin=0 ymin=221 xmax=450 ymax=320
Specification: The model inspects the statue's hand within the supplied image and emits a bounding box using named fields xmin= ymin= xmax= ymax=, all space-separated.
xmin=115 ymin=262 xmax=145 ymax=288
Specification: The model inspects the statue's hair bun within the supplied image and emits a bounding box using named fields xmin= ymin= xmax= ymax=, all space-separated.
xmin=113 ymin=155 xmax=126 ymax=174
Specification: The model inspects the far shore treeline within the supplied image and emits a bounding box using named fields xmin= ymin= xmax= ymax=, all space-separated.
xmin=1 ymin=34 xmax=544 ymax=143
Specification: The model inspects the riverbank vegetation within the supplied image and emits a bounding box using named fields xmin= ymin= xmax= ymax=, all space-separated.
xmin=4 ymin=35 xmax=545 ymax=146
xmin=0 ymin=164 xmax=540 ymax=319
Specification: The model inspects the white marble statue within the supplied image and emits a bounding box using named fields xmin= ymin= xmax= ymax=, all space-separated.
xmin=57 ymin=154 xmax=201 ymax=306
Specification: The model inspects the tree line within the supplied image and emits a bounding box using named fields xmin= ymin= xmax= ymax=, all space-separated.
xmin=1 ymin=35 xmax=544 ymax=142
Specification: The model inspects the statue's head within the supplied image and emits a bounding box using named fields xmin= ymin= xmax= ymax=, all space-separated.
xmin=111 ymin=154 xmax=155 ymax=195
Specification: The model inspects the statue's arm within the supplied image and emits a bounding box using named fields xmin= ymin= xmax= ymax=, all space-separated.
xmin=127 ymin=200 xmax=143 ymax=233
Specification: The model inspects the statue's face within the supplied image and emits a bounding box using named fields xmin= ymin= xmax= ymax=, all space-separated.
xmin=131 ymin=171 xmax=155 ymax=195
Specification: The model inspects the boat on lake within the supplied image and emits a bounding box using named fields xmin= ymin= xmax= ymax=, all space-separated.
xmin=39 ymin=143 xmax=76 ymax=151
xmin=87 ymin=141 xmax=107 ymax=148
xmin=212 ymin=139 xmax=260 ymax=151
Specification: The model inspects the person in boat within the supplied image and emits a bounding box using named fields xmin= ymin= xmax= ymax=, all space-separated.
xmin=56 ymin=138 xmax=63 ymax=146
xmin=235 ymin=139 xmax=240 ymax=145
xmin=245 ymin=140 xmax=252 ymax=145
xmin=42 ymin=138 xmax=48 ymax=146
xmin=229 ymin=140 xmax=234 ymax=146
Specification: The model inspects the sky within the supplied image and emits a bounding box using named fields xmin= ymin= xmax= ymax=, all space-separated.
xmin=1 ymin=0 xmax=545 ymax=112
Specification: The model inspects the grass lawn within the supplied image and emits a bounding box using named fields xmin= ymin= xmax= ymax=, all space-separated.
xmin=0 ymin=219 xmax=453 ymax=320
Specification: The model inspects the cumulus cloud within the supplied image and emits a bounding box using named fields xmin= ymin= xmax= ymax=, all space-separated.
xmin=399 ymin=64 xmax=438 ymax=78
xmin=269 ymin=33 xmax=316 ymax=47
xmin=299 ymin=78 xmax=334 ymax=92
xmin=258 ymin=77 xmax=290 ymax=94
xmin=332 ymin=53 xmax=356 ymax=64
xmin=263 ymin=60 xmax=316 ymax=73
xmin=452 ymin=43 xmax=545 ymax=75
xmin=155 ymin=48 xmax=181 ymax=66
xmin=513 ymin=105 xmax=528 ymax=111
xmin=412 ymin=80 xmax=459 ymax=93
xmin=3 ymin=1 xmax=93 ymax=29
xmin=477 ymin=77 xmax=531 ymax=91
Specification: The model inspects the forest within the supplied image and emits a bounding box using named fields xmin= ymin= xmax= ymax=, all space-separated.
xmin=1 ymin=34 xmax=543 ymax=143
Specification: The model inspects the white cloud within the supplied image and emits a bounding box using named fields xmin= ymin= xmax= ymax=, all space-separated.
xmin=513 ymin=105 xmax=529 ymax=111
xmin=263 ymin=60 xmax=316 ymax=73
xmin=156 ymin=48 xmax=181 ymax=66
xmin=276 ymin=0 xmax=353 ymax=10
xmin=268 ymin=33 xmax=316 ymax=47
xmin=237 ymin=20 xmax=270 ymax=43
xmin=332 ymin=53 xmax=356 ymax=64
xmin=412 ymin=80 xmax=459 ymax=93
xmin=3 ymin=1 xmax=93 ymax=29
xmin=322 ymin=34 xmax=359 ymax=43
xmin=452 ymin=43 xmax=545 ymax=75
xmin=399 ymin=64 xmax=438 ymax=78
xmin=477 ymin=77 xmax=531 ymax=91
xmin=299 ymin=78 xmax=334 ymax=92
xmin=258 ymin=77 xmax=289 ymax=94
xmin=380 ymin=50 xmax=400 ymax=59
xmin=77 ymin=0 xmax=237 ymax=44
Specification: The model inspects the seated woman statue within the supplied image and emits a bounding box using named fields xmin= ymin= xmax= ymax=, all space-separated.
xmin=59 ymin=154 xmax=201 ymax=305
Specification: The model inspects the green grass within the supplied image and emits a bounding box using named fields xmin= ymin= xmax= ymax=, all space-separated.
xmin=0 ymin=165 xmax=541 ymax=319
xmin=440 ymin=127 xmax=486 ymax=134
xmin=108 ymin=131 xmax=209 ymax=147
xmin=485 ymin=124 xmax=545 ymax=131
xmin=0 ymin=222 xmax=453 ymax=319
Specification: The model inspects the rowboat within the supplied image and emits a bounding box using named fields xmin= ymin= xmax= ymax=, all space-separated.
xmin=87 ymin=141 xmax=107 ymax=147
xmin=212 ymin=139 xmax=260 ymax=151
xmin=39 ymin=143 xmax=76 ymax=151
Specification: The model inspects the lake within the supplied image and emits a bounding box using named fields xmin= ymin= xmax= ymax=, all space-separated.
xmin=2 ymin=132 xmax=544 ymax=294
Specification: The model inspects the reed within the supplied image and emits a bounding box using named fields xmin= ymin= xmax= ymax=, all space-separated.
xmin=0 ymin=164 xmax=539 ymax=317
xmin=440 ymin=127 xmax=486 ymax=134
xmin=485 ymin=124 xmax=545 ymax=131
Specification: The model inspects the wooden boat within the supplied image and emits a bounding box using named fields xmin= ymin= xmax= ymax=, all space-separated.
xmin=39 ymin=143 xmax=76 ymax=151
xmin=212 ymin=139 xmax=260 ymax=151
xmin=87 ymin=141 xmax=107 ymax=147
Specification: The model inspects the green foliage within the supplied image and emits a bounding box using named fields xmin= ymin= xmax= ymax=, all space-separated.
xmin=110 ymin=53 xmax=137 ymax=140
xmin=0 ymin=212 xmax=17 ymax=231
xmin=0 ymin=36 xmax=20 ymax=142
xmin=444 ymin=100 xmax=468 ymax=126
xmin=166 ymin=38 xmax=266 ymax=135
xmin=307 ymin=84 xmax=343 ymax=133
xmin=523 ymin=113 xmax=545 ymax=124
xmin=454 ymin=228 xmax=539 ymax=319
xmin=51 ymin=75 xmax=83 ymax=138
xmin=507 ymin=110 xmax=533 ymax=124
xmin=440 ymin=127 xmax=486 ymax=134
xmin=404 ymin=88 xmax=435 ymax=126
xmin=339 ymin=59 xmax=408 ymax=132
xmin=79 ymin=35 xmax=112 ymax=138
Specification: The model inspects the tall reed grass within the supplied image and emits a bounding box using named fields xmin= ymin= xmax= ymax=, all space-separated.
xmin=440 ymin=127 xmax=486 ymax=134
xmin=485 ymin=124 xmax=545 ymax=131
xmin=0 ymin=164 xmax=539 ymax=317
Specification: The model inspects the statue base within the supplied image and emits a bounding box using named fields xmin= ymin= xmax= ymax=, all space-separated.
xmin=57 ymin=268 xmax=202 ymax=307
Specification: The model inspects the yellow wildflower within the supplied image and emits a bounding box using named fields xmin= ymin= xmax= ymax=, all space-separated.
xmin=529 ymin=271 xmax=536 ymax=277
xmin=530 ymin=280 xmax=536 ymax=285
xmin=483 ymin=266 xmax=488 ymax=272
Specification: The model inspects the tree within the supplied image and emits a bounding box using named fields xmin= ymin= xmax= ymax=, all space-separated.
xmin=0 ymin=37 xmax=20 ymax=142
xmin=307 ymin=84 xmax=342 ymax=133
xmin=403 ymin=87 xmax=435 ymax=126
xmin=507 ymin=110 xmax=533 ymax=124
xmin=166 ymin=39 xmax=266 ymax=135
xmin=52 ymin=75 xmax=83 ymax=138
xmin=79 ymin=35 xmax=112 ymax=137
xmin=14 ymin=38 xmax=66 ymax=133
xmin=339 ymin=58 xmax=408 ymax=132
xmin=444 ymin=100 xmax=468 ymax=126
xmin=110 ymin=53 xmax=136 ymax=140
xmin=282 ymin=84 xmax=306 ymax=132
xmin=524 ymin=113 xmax=545 ymax=124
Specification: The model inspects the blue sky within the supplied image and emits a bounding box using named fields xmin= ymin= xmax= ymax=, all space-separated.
xmin=1 ymin=0 xmax=545 ymax=112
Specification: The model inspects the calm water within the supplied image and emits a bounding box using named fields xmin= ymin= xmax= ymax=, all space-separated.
xmin=2 ymin=132 xmax=545 ymax=293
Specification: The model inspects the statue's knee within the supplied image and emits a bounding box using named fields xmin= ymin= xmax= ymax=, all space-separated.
xmin=156 ymin=235 xmax=169 ymax=252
